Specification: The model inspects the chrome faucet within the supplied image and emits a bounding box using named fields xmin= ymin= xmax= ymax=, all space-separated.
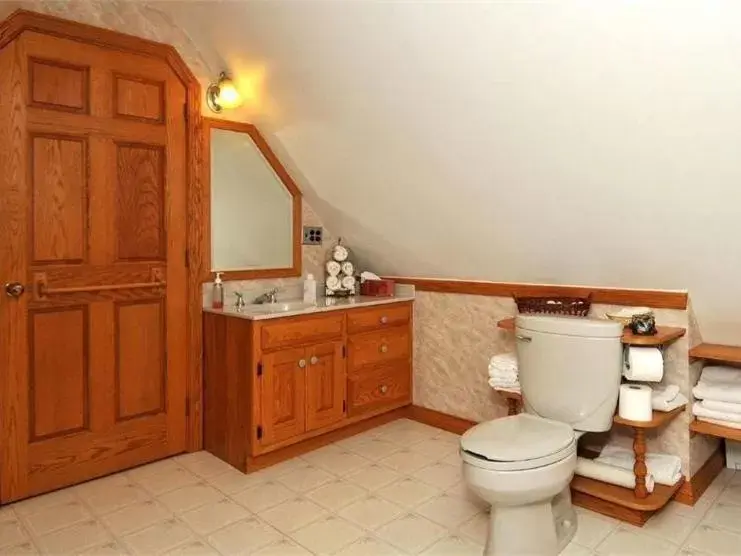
xmin=234 ymin=292 xmax=246 ymax=310
xmin=253 ymin=288 xmax=279 ymax=304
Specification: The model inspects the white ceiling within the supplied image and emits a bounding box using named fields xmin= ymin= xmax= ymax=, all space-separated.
xmin=9 ymin=1 xmax=741 ymax=342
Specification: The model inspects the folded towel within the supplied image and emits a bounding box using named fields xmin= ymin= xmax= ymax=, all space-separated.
xmin=699 ymin=366 xmax=741 ymax=384
xmin=652 ymin=385 xmax=680 ymax=403
xmin=576 ymin=457 xmax=655 ymax=493
xmin=701 ymin=399 xmax=741 ymax=415
xmin=488 ymin=378 xmax=520 ymax=392
xmin=693 ymin=402 xmax=741 ymax=424
xmin=696 ymin=417 xmax=741 ymax=430
xmin=595 ymin=446 xmax=682 ymax=486
xmin=653 ymin=392 xmax=688 ymax=412
xmin=488 ymin=353 xmax=518 ymax=373
xmin=693 ymin=382 xmax=741 ymax=404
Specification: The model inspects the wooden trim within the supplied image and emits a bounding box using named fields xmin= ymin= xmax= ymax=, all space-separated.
xmin=689 ymin=343 xmax=741 ymax=365
xmin=674 ymin=446 xmax=725 ymax=506
xmin=408 ymin=405 xmax=477 ymax=435
xmin=385 ymin=277 xmax=688 ymax=310
xmin=203 ymin=118 xmax=302 ymax=281
xmin=690 ymin=419 xmax=741 ymax=442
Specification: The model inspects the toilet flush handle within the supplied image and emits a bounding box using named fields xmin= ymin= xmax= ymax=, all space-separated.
xmin=516 ymin=335 xmax=532 ymax=343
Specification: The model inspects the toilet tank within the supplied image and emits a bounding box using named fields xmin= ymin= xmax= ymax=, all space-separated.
xmin=515 ymin=315 xmax=623 ymax=432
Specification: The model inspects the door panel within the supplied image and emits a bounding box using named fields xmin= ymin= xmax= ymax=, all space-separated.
xmin=261 ymin=347 xmax=306 ymax=445
xmin=0 ymin=31 xmax=188 ymax=502
xmin=306 ymin=341 xmax=346 ymax=431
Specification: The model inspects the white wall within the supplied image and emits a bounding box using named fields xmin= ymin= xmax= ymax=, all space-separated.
xmin=12 ymin=1 xmax=741 ymax=342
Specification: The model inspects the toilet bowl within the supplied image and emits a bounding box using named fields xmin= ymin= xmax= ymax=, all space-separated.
xmin=461 ymin=414 xmax=578 ymax=555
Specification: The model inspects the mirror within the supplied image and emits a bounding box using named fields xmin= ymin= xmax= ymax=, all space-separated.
xmin=206 ymin=119 xmax=301 ymax=279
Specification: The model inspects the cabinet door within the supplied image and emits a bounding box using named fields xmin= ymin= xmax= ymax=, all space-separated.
xmin=261 ymin=347 xmax=306 ymax=445
xmin=306 ymin=341 xmax=346 ymax=431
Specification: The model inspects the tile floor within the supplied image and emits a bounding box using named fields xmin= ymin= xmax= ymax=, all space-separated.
xmin=0 ymin=419 xmax=738 ymax=555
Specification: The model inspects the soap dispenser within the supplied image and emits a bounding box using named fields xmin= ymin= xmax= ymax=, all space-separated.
xmin=212 ymin=272 xmax=224 ymax=309
xmin=303 ymin=273 xmax=317 ymax=305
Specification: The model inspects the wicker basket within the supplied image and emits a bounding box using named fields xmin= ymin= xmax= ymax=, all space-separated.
xmin=514 ymin=294 xmax=592 ymax=317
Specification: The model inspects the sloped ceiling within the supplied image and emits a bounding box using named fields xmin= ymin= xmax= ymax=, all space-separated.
xmin=7 ymin=2 xmax=741 ymax=342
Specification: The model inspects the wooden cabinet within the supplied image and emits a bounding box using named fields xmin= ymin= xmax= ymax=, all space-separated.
xmin=203 ymin=301 xmax=412 ymax=471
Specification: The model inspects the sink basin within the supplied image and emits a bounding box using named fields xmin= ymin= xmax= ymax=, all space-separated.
xmin=248 ymin=301 xmax=315 ymax=314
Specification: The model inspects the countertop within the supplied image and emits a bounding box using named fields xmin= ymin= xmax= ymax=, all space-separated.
xmin=203 ymin=294 xmax=415 ymax=321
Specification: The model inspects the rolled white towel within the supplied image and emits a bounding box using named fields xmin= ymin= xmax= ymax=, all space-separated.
xmin=576 ymin=457 xmax=655 ymax=493
xmin=693 ymin=402 xmax=741 ymax=424
xmin=693 ymin=383 xmax=741 ymax=404
xmin=700 ymin=366 xmax=741 ymax=384
xmin=596 ymin=447 xmax=682 ymax=486
xmin=488 ymin=353 xmax=518 ymax=373
xmin=488 ymin=377 xmax=520 ymax=390
xmin=701 ymin=399 xmax=741 ymax=415
xmin=488 ymin=369 xmax=518 ymax=380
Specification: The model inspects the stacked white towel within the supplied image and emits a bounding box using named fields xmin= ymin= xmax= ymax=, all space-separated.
xmin=595 ymin=446 xmax=682 ymax=486
xmin=488 ymin=352 xmax=520 ymax=392
xmin=692 ymin=366 xmax=741 ymax=428
xmin=651 ymin=384 xmax=688 ymax=412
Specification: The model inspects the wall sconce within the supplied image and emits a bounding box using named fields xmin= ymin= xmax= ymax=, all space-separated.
xmin=206 ymin=72 xmax=242 ymax=113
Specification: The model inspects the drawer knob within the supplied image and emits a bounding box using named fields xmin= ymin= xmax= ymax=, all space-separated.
xmin=298 ymin=359 xmax=307 ymax=368
xmin=310 ymin=356 xmax=319 ymax=365
xmin=380 ymin=316 xmax=388 ymax=324
xmin=379 ymin=344 xmax=388 ymax=353
xmin=380 ymin=384 xmax=389 ymax=394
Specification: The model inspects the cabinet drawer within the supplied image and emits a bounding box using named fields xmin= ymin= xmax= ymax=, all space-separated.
xmin=347 ymin=303 xmax=411 ymax=334
xmin=347 ymin=326 xmax=410 ymax=371
xmin=348 ymin=364 xmax=411 ymax=416
xmin=261 ymin=313 xmax=344 ymax=351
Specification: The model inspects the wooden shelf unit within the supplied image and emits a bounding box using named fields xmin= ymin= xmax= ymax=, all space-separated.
xmin=689 ymin=343 xmax=741 ymax=365
xmin=497 ymin=317 xmax=685 ymax=347
xmin=690 ymin=419 xmax=741 ymax=442
xmin=613 ymin=406 xmax=686 ymax=429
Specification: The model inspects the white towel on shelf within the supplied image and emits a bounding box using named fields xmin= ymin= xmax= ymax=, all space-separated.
xmin=696 ymin=417 xmax=741 ymax=430
xmin=693 ymin=382 xmax=741 ymax=404
xmin=488 ymin=377 xmax=520 ymax=392
xmin=693 ymin=402 xmax=741 ymax=424
xmin=701 ymin=399 xmax=741 ymax=415
xmin=595 ymin=446 xmax=682 ymax=486
xmin=575 ymin=457 xmax=655 ymax=493
xmin=488 ymin=353 xmax=518 ymax=375
xmin=489 ymin=381 xmax=521 ymax=394
xmin=699 ymin=366 xmax=741 ymax=384
xmin=651 ymin=384 xmax=687 ymax=412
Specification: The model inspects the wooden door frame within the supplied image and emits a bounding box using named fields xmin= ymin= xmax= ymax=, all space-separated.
xmin=0 ymin=9 xmax=206 ymax=452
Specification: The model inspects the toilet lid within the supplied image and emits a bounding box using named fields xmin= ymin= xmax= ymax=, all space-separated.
xmin=460 ymin=414 xmax=574 ymax=462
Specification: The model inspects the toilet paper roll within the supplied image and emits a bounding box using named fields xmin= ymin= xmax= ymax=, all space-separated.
xmin=619 ymin=383 xmax=653 ymax=422
xmin=623 ymin=347 xmax=664 ymax=382
xmin=576 ymin=457 xmax=655 ymax=493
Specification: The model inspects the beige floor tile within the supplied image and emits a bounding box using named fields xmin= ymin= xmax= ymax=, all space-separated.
xmin=421 ymin=534 xmax=483 ymax=556
xmin=79 ymin=482 xmax=152 ymax=516
xmin=378 ymin=449 xmax=433 ymax=474
xmin=433 ymin=429 xmax=461 ymax=443
xmin=642 ymin=508 xmax=699 ymax=544
xmin=337 ymin=495 xmax=404 ymax=530
xmin=132 ymin=467 xmax=200 ymax=496
xmin=175 ymin=451 xmax=237 ymax=480
xmin=444 ymin=481 xmax=488 ymax=510
xmin=275 ymin=464 xmax=336 ymax=492
xmin=207 ymin=516 xmax=283 ymax=555
xmin=374 ymin=512 xmax=447 ymax=553
xmin=704 ymin=501 xmax=741 ymax=533
xmin=441 ymin=452 xmax=462 ymax=467
xmin=179 ymin=498 xmax=250 ymax=535
xmin=248 ymin=458 xmax=314 ymax=482
xmin=0 ymin=541 xmax=38 ymax=555
xmin=664 ymin=499 xmax=714 ymax=522
xmin=35 ymin=519 xmax=113 ymax=555
xmin=380 ymin=428 xmax=438 ymax=447
xmin=685 ymin=523 xmax=741 ymax=555
xmin=458 ymin=512 xmax=488 ymax=546
xmin=376 ymin=478 xmax=440 ymax=509
xmin=572 ymin=509 xmax=619 ymax=549
xmin=101 ymin=499 xmax=172 ymax=536
xmin=165 ymin=539 xmax=220 ymax=555
xmin=409 ymin=439 xmax=459 ymax=460
xmin=157 ymin=482 xmax=224 ymax=514
xmin=251 ymin=538 xmax=312 ymax=556
xmin=122 ymin=518 xmax=195 ymax=556
xmin=344 ymin=464 xmax=401 ymax=491
xmin=595 ymin=526 xmax=678 ymax=556
xmin=414 ymin=463 xmax=461 ymax=490
xmin=80 ymin=540 xmax=131 ymax=554
xmin=232 ymin=481 xmax=296 ymax=513
xmin=0 ymin=517 xmax=29 ymax=549
xmin=415 ymin=493 xmax=480 ymax=529
xmin=11 ymin=490 xmax=77 ymax=517
xmin=73 ymin=474 xmax=132 ymax=499
xmin=258 ymin=497 xmax=327 ymax=534
xmin=342 ymin=438 xmax=403 ymax=461
xmin=677 ymin=547 xmax=715 ymax=556
xmin=207 ymin=468 xmax=267 ymax=495
xmin=304 ymin=479 xmax=368 ymax=511
xmin=560 ymin=542 xmax=594 ymax=556
xmin=22 ymin=500 xmax=93 ymax=537
xmin=289 ymin=515 xmax=365 ymax=554
xmin=301 ymin=446 xmax=370 ymax=476
xmin=127 ymin=459 xmax=184 ymax=482
xmin=334 ymin=535 xmax=404 ymax=556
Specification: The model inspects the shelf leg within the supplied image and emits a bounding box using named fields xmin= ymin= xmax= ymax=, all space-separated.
xmin=633 ymin=427 xmax=648 ymax=499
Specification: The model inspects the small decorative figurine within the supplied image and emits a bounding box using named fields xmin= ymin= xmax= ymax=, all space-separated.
xmin=630 ymin=313 xmax=657 ymax=336
xmin=325 ymin=238 xmax=357 ymax=297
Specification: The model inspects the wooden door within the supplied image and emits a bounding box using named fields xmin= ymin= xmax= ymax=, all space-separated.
xmin=306 ymin=341 xmax=346 ymax=431
xmin=260 ymin=347 xmax=306 ymax=445
xmin=0 ymin=31 xmax=188 ymax=501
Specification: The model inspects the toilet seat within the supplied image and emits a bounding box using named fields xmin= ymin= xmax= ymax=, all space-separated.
xmin=461 ymin=413 xmax=576 ymax=471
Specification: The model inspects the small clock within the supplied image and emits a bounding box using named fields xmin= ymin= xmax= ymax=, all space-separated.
xmin=332 ymin=244 xmax=349 ymax=262
xmin=326 ymin=260 xmax=341 ymax=277
xmin=341 ymin=261 xmax=354 ymax=276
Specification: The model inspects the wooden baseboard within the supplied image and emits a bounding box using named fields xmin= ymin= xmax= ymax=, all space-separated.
xmin=408 ymin=405 xmax=477 ymax=435
xmin=674 ymin=446 xmax=725 ymax=506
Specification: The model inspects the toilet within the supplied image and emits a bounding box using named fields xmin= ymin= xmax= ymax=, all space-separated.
xmin=461 ymin=314 xmax=623 ymax=556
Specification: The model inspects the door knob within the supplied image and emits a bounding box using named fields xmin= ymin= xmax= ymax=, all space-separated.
xmin=298 ymin=359 xmax=307 ymax=368
xmin=380 ymin=316 xmax=388 ymax=324
xmin=379 ymin=384 xmax=389 ymax=394
xmin=4 ymin=282 xmax=24 ymax=298
xmin=379 ymin=344 xmax=388 ymax=353
xmin=310 ymin=356 xmax=319 ymax=365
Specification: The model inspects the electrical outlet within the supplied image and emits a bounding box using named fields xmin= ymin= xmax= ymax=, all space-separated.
xmin=303 ymin=226 xmax=323 ymax=245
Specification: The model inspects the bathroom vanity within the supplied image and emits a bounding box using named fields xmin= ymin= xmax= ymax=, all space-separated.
xmin=202 ymin=297 xmax=413 ymax=471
